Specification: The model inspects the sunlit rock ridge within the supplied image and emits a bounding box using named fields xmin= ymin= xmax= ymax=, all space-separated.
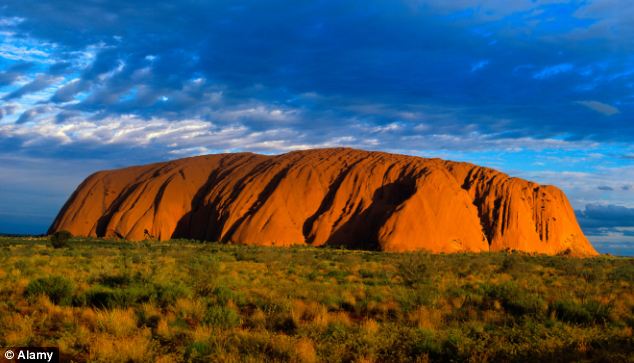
xmin=50 ymin=148 xmax=597 ymax=256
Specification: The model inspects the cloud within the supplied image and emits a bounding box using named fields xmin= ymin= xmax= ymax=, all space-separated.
xmin=0 ymin=0 xmax=632 ymax=242
xmin=574 ymin=204 xmax=634 ymax=255
xmin=50 ymin=79 xmax=89 ymax=103
xmin=0 ymin=1 xmax=630 ymax=144
xmin=597 ymin=185 xmax=613 ymax=191
xmin=470 ymin=60 xmax=489 ymax=72
xmin=3 ymin=75 xmax=59 ymax=100
xmin=0 ymin=154 xmax=114 ymax=234
xmin=15 ymin=106 xmax=53 ymax=124
xmin=532 ymin=63 xmax=574 ymax=79
xmin=575 ymin=100 xmax=620 ymax=116
xmin=576 ymin=204 xmax=634 ymax=229
xmin=572 ymin=0 xmax=634 ymax=45
xmin=0 ymin=104 xmax=18 ymax=119
xmin=0 ymin=62 xmax=34 ymax=86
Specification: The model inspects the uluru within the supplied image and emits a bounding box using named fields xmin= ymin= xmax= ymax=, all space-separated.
xmin=49 ymin=148 xmax=597 ymax=256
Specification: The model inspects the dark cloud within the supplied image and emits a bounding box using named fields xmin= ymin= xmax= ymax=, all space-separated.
xmin=0 ymin=105 xmax=18 ymax=119
xmin=597 ymin=185 xmax=614 ymax=191
xmin=575 ymin=204 xmax=634 ymax=255
xmin=50 ymin=79 xmax=90 ymax=103
xmin=54 ymin=111 xmax=81 ymax=123
xmin=0 ymin=62 xmax=33 ymax=86
xmin=3 ymin=75 xmax=57 ymax=100
xmin=48 ymin=62 xmax=72 ymax=75
xmin=576 ymin=204 xmax=634 ymax=230
xmin=0 ymin=0 xmax=633 ymax=242
xmin=15 ymin=106 xmax=52 ymax=124
xmin=0 ymin=0 xmax=631 ymax=141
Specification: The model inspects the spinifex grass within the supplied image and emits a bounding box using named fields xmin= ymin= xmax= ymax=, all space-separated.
xmin=0 ymin=236 xmax=632 ymax=362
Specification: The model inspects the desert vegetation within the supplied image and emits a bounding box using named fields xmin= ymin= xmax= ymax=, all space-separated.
xmin=0 ymin=236 xmax=632 ymax=362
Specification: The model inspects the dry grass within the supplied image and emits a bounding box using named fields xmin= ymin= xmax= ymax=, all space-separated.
xmin=89 ymin=333 xmax=152 ymax=362
xmin=0 ymin=236 xmax=631 ymax=362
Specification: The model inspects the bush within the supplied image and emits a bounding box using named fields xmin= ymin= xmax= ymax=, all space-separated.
xmin=268 ymin=313 xmax=298 ymax=334
xmin=498 ymin=255 xmax=531 ymax=277
xmin=25 ymin=276 xmax=74 ymax=305
xmin=81 ymin=286 xmax=154 ymax=309
xmin=609 ymin=263 xmax=634 ymax=282
xmin=484 ymin=282 xmax=545 ymax=317
xmin=137 ymin=310 xmax=162 ymax=332
xmin=154 ymin=283 xmax=191 ymax=307
xmin=50 ymin=230 xmax=72 ymax=248
xmin=550 ymin=300 xmax=612 ymax=325
xmin=82 ymin=288 xmax=135 ymax=309
xmin=77 ymin=281 xmax=190 ymax=309
xmin=185 ymin=342 xmax=212 ymax=361
xmin=95 ymin=273 xmax=134 ymax=287
xmin=203 ymin=305 xmax=242 ymax=328
xmin=398 ymin=252 xmax=432 ymax=286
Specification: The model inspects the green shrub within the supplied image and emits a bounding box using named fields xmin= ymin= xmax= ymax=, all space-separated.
xmin=484 ymin=282 xmax=545 ymax=317
xmin=185 ymin=341 xmax=212 ymax=361
xmin=154 ymin=283 xmax=191 ymax=307
xmin=95 ymin=273 xmax=133 ymax=287
xmin=498 ymin=255 xmax=531 ymax=277
xmin=376 ymin=327 xmax=442 ymax=363
xmin=137 ymin=310 xmax=162 ymax=332
xmin=50 ymin=230 xmax=72 ymax=248
xmin=268 ymin=312 xmax=298 ymax=334
xmin=212 ymin=286 xmax=245 ymax=305
xmin=82 ymin=288 xmax=134 ymax=309
xmin=79 ymin=281 xmax=188 ymax=309
xmin=609 ymin=263 xmax=634 ymax=282
xmin=203 ymin=305 xmax=241 ymax=328
xmin=398 ymin=252 xmax=432 ymax=286
xmin=25 ymin=276 xmax=74 ymax=305
xmin=81 ymin=286 xmax=154 ymax=309
xmin=550 ymin=300 xmax=612 ymax=325
xmin=551 ymin=300 xmax=591 ymax=324
xmin=583 ymin=300 xmax=612 ymax=324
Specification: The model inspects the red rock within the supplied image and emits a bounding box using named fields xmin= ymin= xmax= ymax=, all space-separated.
xmin=49 ymin=148 xmax=598 ymax=255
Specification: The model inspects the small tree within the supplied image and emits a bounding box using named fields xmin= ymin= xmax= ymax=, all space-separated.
xmin=50 ymin=230 xmax=72 ymax=248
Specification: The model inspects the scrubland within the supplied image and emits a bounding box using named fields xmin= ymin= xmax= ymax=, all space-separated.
xmin=0 ymin=236 xmax=632 ymax=362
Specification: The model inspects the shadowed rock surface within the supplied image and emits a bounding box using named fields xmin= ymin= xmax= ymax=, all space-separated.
xmin=49 ymin=148 xmax=597 ymax=255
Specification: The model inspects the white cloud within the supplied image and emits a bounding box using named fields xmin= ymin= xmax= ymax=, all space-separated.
xmin=0 ymin=17 xmax=24 ymax=27
xmin=210 ymin=104 xmax=300 ymax=123
xmin=575 ymin=100 xmax=620 ymax=116
xmin=519 ymin=165 xmax=634 ymax=210
xmin=572 ymin=0 xmax=634 ymax=42
xmin=532 ymin=63 xmax=574 ymax=79
xmin=414 ymin=0 xmax=568 ymax=20
xmin=0 ymin=18 xmax=57 ymax=63
xmin=470 ymin=60 xmax=490 ymax=72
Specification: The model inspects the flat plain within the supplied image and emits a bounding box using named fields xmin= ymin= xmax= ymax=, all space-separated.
xmin=0 ymin=237 xmax=632 ymax=362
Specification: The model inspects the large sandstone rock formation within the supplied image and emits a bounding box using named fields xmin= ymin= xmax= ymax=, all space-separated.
xmin=49 ymin=148 xmax=597 ymax=255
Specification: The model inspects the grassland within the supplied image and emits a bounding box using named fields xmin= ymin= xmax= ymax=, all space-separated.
xmin=0 ymin=236 xmax=632 ymax=362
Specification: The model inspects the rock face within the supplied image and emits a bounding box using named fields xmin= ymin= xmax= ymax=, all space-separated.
xmin=49 ymin=148 xmax=597 ymax=255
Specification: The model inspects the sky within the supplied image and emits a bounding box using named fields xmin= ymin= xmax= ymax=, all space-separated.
xmin=0 ymin=1 xmax=632 ymax=255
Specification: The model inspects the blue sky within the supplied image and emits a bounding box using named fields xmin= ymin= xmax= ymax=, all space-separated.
xmin=0 ymin=0 xmax=632 ymax=255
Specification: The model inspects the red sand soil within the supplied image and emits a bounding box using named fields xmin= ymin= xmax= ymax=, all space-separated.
xmin=49 ymin=148 xmax=597 ymax=255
